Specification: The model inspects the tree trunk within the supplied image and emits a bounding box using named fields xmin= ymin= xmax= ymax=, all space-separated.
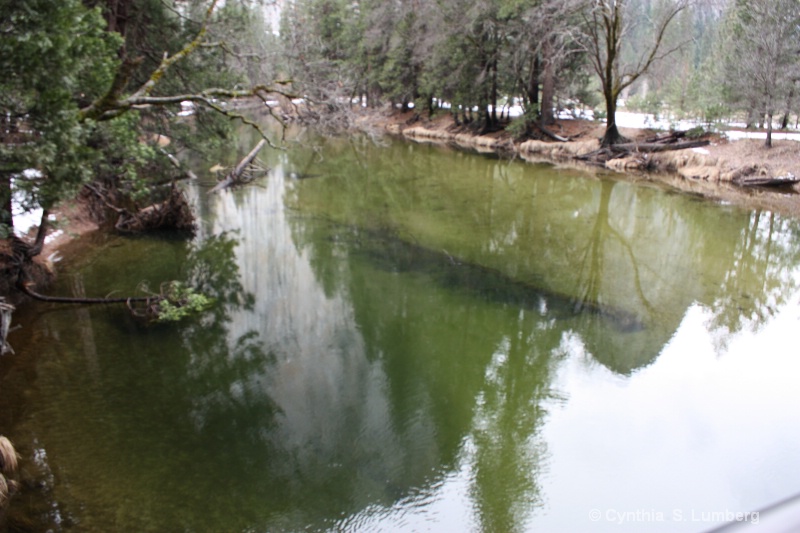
xmin=540 ymin=39 xmax=556 ymax=126
xmin=601 ymin=91 xmax=627 ymax=146
xmin=490 ymin=55 xmax=498 ymax=125
xmin=0 ymin=173 xmax=12 ymax=233
xmin=781 ymin=87 xmax=793 ymax=129
xmin=29 ymin=209 xmax=49 ymax=257
xmin=766 ymin=112 xmax=773 ymax=148
xmin=527 ymin=54 xmax=540 ymax=116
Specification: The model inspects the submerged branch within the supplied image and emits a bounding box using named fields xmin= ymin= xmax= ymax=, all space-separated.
xmin=208 ymin=139 xmax=268 ymax=194
xmin=18 ymin=280 xmax=213 ymax=323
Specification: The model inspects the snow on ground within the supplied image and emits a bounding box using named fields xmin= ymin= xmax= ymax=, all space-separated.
xmin=722 ymin=129 xmax=800 ymax=142
xmin=615 ymin=111 xmax=703 ymax=132
xmin=615 ymin=111 xmax=800 ymax=142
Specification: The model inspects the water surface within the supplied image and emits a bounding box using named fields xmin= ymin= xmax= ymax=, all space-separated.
xmin=2 ymin=130 xmax=800 ymax=532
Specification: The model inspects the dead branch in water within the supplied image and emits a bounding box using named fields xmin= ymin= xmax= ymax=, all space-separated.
xmin=18 ymin=281 xmax=155 ymax=305
xmin=17 ymin=280 xmax=212 ymax=323
xmin=208 ymin=139 xmax=268 ymax=194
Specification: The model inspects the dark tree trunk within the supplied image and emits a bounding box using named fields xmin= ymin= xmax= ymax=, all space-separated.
xmin=601 ymin=93 xmax=627 ymax=146
xmin=0 ymin=173 xmax=12 ymax=232
xmin=527 ymin=54 xmax=540 ymax=116
xmin=540 ymin=40 xmax=556 ymax=125
xmin=766 ymin=112 xmax=773 ymax=148
xmin=781 ymin=87 xmax=793 ymax=129
xmin=29 ymin=209 xmax=49 ymax=257
xmin=490 ymin=55 xmax=498 ymax=125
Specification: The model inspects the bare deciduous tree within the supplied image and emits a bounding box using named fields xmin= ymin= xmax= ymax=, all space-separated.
xmin=580 ymin=0 xmax=691 ymax=146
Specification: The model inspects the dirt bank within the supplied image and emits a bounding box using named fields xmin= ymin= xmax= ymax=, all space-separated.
xmin=370 ymin=110 xmax=800 ymax=217
xmin=0 ymin=195 xmax=99 ymax=300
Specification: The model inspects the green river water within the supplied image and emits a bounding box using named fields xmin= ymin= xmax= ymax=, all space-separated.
xmin=2 ymin=127 xmax=800 ymax=532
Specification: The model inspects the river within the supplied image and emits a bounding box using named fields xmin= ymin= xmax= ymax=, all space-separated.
xmin=1 ymin=126 xmax=799 ymax=532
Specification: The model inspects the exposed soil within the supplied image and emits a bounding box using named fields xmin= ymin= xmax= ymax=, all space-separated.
xmin=0 ymin=195 xmax=99 ymax=301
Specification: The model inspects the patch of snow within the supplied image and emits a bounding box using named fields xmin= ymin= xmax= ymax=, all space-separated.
xmin=691 ymin=147 xmax=711 ymax=155
xmin=44 ymin=229 xmax=63 ymax=245
xmin=723 ymin=130 xmax=800 ymax=142
xmin=615 ymin=111 xmax=703 ymax=132
xmin=557 ymin=108 xmax=594 ymax=121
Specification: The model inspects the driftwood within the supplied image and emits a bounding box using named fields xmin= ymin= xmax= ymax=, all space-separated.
xmin=208 ymin=139 xmax=267 ymax=194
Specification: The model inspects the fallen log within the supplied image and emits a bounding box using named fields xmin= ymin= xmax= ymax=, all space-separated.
xmin=208 ymin=139 xmax=267 ymax=194
xmin=577 ymin=139 xmax=711 ymax=164
xmin=732 ymin=174 xmax=800 ymax=188
xmin=608 ymin=139 xmax=710 ymax=153
xmin=643 ymin=130 xmax=687 ymax=144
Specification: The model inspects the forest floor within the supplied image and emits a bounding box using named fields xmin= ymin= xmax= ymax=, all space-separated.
xmin=367 ymin=109 xmax=800 ymax=217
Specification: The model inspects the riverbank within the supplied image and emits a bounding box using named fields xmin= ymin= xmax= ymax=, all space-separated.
xmin=368 ymin=110 xmax=800 ymax=216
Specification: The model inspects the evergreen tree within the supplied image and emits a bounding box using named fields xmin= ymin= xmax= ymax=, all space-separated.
xmin=1 ymin=0 xmax=281 ymax=239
